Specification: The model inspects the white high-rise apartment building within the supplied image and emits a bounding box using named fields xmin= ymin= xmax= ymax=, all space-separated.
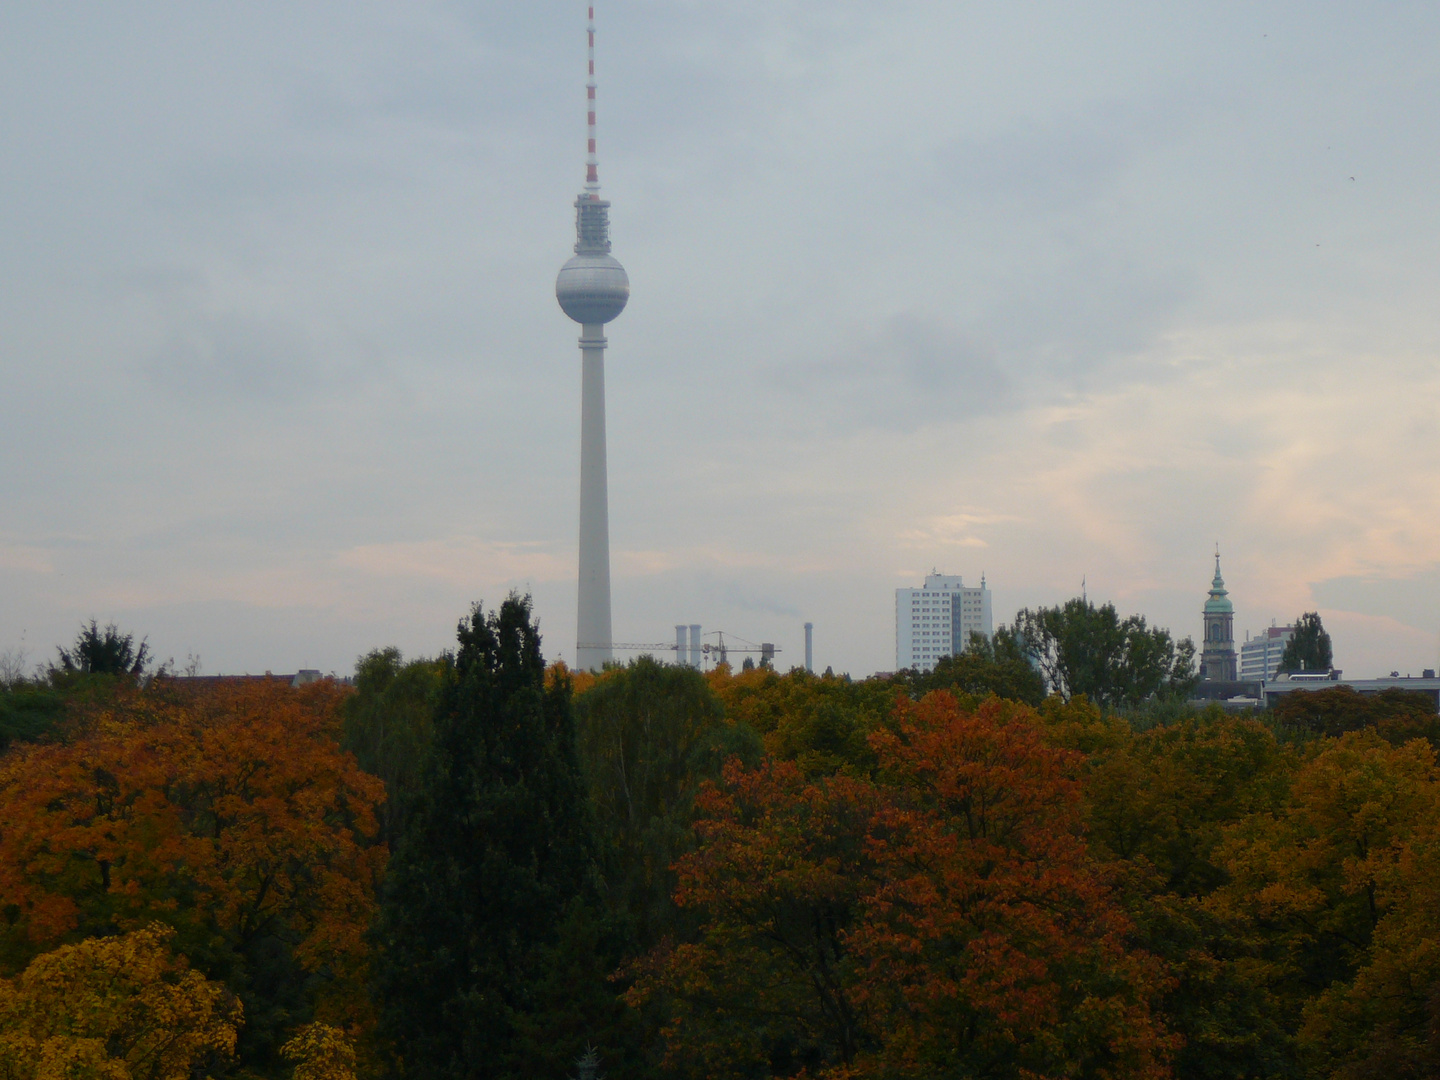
xmin=896 ymin=572 xmax=993 ymax=673
xmin=1240 ymin=624 xmax=1294 ymax=681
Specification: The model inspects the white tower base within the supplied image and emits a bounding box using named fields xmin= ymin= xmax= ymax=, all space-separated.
xmin=575 ymin=324 xmax=613 ymax=672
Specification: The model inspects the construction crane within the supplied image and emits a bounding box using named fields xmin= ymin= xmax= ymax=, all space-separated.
xmin=704 ymin=631 xmax=778 ymax=668
xmin=577 ymin=631 xmax=778 ymax=669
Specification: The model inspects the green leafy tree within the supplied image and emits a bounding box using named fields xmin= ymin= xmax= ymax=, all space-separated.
xmin=910 ymin=628 xmax=1046 ymax=705
xmin=373 ymin=596 xmax=614 ymax=1080
xmin=1279 ymin=611 xmax=1333 ymax=673
xmin=341 ymin=647 xmax=445 ymax=846
xmin=0 ymin=684 xmax=66 ymax=752
xmin=53 ymin=619 xmax=151 ymax=678
xmin=1012 ymin=598 xmax=1196 ymax=709
xmin=573 ymin=656 xmax=756 ymax=950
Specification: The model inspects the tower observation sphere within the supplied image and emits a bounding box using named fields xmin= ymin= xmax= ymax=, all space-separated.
xmin=555 ymin=221 xmax=629 ymax=324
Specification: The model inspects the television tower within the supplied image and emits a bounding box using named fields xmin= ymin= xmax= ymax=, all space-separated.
xmin=556 ymin=4 xmax=629 ymax=672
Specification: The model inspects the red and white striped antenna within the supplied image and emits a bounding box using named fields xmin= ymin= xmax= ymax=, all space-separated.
xmin=585 ymin=5 xmax=600 ymax=194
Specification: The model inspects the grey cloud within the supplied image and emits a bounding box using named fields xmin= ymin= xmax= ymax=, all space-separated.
xmin=774 ymin=313 xmax=1012 ymax=430
xmin=773 ymin=254 xmax=1191 ymax=433
xmin=718 ymin=584 xmax=803 ymax=621
xmin=5 ymin=1 xmax=1440 ymax=680
xmin=932 ymin=94 xmax=1201 ymax=213
xmin=982 ymin=259 xmax=1195 ymax=393
xmin=1312 ymin=571 xmax=1440 ymax=636
xmin=143 ymin=315 xmax=324 ymax=403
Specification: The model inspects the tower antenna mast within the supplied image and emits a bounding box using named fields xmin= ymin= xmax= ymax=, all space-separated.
xmin=586 ymin=5 xmax=600 ymax=192
xmin=556 ymin=4 xmax=630 ymax=671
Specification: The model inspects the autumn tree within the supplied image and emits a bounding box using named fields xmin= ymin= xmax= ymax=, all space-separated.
xmin=1215 ymin=730 xmax=1439 ymax=1068
xmin=1077 ymin=711 xmax=1292 ymax=896
xmin=706 ymin=664 xmax=896 ymax=777
xmin=1012 ymin=598 xmax=1196 ymax=709
xmin=627 ymin=758 xmax=881 ymax=1077
xmin=1279 ymin=611 xmax=1333 ymax=673
xmin=1063 ymin=707 xmax=1301 ymax=1077
xmin=1299 ymin=775 xmax=1440 ymax=1077
xmin=282 ymin=1022 xmax=360 ymax=1080
xmin=373 ymin=596 xmax=614 ymax=1080
xmin=1270 ymin=685 xmax=1439 ymax=745
xmin=854 ymin=693 xmax=1174 ymax=1078
xmin=633 ymin=692 xmax=1175 ymax=1079
xmin=0 ymin=679 xmax=386 ymax=1073
xmin=0 ymin=923 xmax=241 ymax=1080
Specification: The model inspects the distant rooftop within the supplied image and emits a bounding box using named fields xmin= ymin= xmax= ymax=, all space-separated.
xmin=168 ymin=669 xmax=335 ymax=689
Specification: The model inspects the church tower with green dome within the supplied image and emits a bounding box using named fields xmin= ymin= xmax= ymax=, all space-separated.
xmin=1201 ymin=549 xmax=1237 ymax=681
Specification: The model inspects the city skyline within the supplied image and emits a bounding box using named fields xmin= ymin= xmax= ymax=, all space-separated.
xmin=3 ymin=3 xmax=1440 ymax=678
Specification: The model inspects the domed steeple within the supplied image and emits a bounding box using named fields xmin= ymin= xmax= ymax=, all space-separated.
xmin=1201 ymin=547 xmax=1237 ymax=681
xmin=1205 ymin=551 xmax=1233 ymax=615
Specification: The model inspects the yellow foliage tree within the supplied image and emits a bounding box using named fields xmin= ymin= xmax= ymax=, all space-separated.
xmin=280 ymin=1022 xmax=358 ymax=1080
xmin=704 ymin=663 xmax=897 ymax=776
xmin=1216 ymin=730 xmax=1440 ymax=1073
xmin=0 ymin=923 xmax=240 ymax=1080
xmin=1218 ymin=731 xmax=1434 ymax=958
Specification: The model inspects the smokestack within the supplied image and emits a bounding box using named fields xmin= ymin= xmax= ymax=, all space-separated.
xmin=676 ymin=625 xmax=687 ymax=667
xmin=689 ymin=625 xmax=702 ymax=669
xmin=804 ymin=623 xmax=813 ymax=673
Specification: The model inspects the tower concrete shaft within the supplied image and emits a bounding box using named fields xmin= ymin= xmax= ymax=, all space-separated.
xmin=575 ymin=324 xmax=612 ymax=672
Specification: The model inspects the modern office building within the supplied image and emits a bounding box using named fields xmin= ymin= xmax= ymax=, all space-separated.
xmin=1201 ymin=551 xmax=1238 ymax=681
xmin=1241 ymin=624 xmax=1294 ymax=682
xmin=896 ymin=572 xmax=993 ymax=673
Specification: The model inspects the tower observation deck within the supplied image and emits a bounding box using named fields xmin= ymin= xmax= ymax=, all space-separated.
xmin=556 ymin=5 xmax=628 ymax=672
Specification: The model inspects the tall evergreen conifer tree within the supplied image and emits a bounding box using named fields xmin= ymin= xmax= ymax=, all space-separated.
xmin=374 ymin=596 xmax=603 ymax=1079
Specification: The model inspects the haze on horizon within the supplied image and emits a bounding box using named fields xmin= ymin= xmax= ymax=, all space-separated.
xmin=3 ymin=1 xmax=1439 ymax=679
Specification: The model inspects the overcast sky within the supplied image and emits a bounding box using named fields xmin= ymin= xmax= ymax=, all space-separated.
xmin=3 ymin=1 xmax=1439 ymax=679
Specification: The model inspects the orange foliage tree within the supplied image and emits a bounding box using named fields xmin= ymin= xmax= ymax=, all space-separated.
xmin=0 ymin=680 xmax=385 ymax=1067
xmin=631 ymin=692 xmax=1175 ymax=1080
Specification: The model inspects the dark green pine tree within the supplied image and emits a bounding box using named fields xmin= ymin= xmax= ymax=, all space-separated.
xmin=373 ymin=595 xmax=610 ymax=1080
xmin=1279 ymin=610 xmax=1334 ymax=673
